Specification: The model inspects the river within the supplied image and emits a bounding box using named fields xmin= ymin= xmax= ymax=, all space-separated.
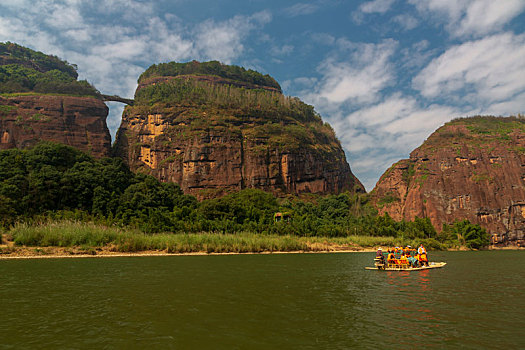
xmin=1 ymin=251 xmax=523 ymax=349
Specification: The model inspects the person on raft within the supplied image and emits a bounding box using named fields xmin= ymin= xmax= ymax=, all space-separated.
xmin=375 ymin=247 xmax=385 ymax=265
xmin=418 ymin=244 xmax=429 ymax=266
xmin=399 ymin=253 xmax=409 ymax=266
xmin=387 ymin=250 xmax=396 ymax=265
xmin=406 ymin=252 xmax=419 ymax=267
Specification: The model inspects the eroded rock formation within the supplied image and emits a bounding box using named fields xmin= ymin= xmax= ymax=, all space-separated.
xmin=0 ymin=95 xmax=111 ymax=158
xmin=0 ymin=42 xmax=111 ymax=158
xmin=371 ymin=116 xmax=525 ymax=242
xmin=114 ymin=61 xmax=363 ymax=199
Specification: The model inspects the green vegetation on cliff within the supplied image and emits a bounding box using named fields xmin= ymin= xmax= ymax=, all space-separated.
xmin=450 ymin=115 xmax=525 ymax=132
xmin=130 ymin=73 xmax=341 ymax=155
xmin=430 ymin=115 xmax=525 ymax=147
xmin=135 ymin=79 xmax=305 ymax=118
xmin=0 ymin=42 xmax=99 ymax=97
xmin=0 ymin=42 xmax=78 ymax=78
xmin=138 ymin=60 xmax=280 ymax=90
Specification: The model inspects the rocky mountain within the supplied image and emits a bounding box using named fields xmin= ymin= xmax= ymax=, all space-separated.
xmin=114 ymin=61 xmax=363 ymax=199
xmin=0 ymin=42 xmax=111 ymax=158
xmin=371 ymin=116 xmax=525 ymax=243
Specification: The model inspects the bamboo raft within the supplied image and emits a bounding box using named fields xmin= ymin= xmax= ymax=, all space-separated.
xmin=365 ymin=261 xmax=447 ymax=271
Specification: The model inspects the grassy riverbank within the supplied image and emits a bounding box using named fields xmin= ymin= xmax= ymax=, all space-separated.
xmin=0 ymin=221 xmax=439 ymax=257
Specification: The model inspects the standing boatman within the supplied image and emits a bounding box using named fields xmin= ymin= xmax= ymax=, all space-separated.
xmin=418 ymin=243 xmax=429 ymax=266
xmin=375 ymin=247 xmax=386 ymax=265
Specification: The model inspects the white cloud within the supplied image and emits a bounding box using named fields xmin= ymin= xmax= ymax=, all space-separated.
xmin=340 ymin=95 xmax=457 ymax=152
xmin=0 ymin=0 xmax=33 ymax=10
xmin=485 ymin=91 xmax=525 ymax=116
xmin=284 ymin=3 xmax=319 ymax=17
xmin=410 ymin=0 xmax=525 ymax=37
xmin=399 ymin=40 xmax=435 ymax=72
xmin=91 ymin=40 xmax=147 ymax=60
xmin=333 ymin=95 xmax=459 ymax=190
xmin=413 ymin=32 xmax=525 ymax=105
xmin=352 ymin=0 xmax=395 ymax=24
xmin=310 ymin=33 xmax=336 ymax=46
xmin=392 ymin=14 xmax=419 ymax=31
xmin=45 ymin=4 xmax=84 ymax=30
xmin=347 ymin=93 xmax=417 ymax=128
xmin=382 ymin=104 xmax=457 ymax=135
xmin=194 ymin=11 xmax=272 ymax=63
xmin=360 ymin=0 xmax=396 ymax=14
xmin=271 ymin=45 xmax=294 ymax=56
xmin=305 ymin=39 xmax=397 ymax=105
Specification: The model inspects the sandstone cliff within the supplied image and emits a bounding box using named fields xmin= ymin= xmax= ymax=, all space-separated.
xmin=0 ymin=42 xmax=111 ymax=158
xmin=0 ymin=95 xmax=111 ymax=158
xmin=114 ymin=61 xmax=363 ymax=199
xmin=371 ymin=116 xmax=525 ymax=243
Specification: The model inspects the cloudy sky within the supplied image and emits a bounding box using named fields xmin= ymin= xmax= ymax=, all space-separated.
xmin=1 ymin=0 xmax=524 ymax=190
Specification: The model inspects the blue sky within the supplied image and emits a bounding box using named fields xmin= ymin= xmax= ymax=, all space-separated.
xmin=1 ymin=0 xmax=524 ymax=190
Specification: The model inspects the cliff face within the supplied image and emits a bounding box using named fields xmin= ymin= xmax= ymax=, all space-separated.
xmin=0 ymin=95 xmax=111 ymax=158
xmin=371 ymin=116 xmax=525 ymax=242
xmin=0 ymin=42 xmax=111 ymax=158
xmin=114 ymin=61 xmax=363 ymax=199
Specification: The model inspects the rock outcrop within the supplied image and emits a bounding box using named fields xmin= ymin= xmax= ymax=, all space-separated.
xmin=0 ymin=42 xmax=111 ymax=158
xmin=114 ymin=61 xmax=363 ymax=199
xmin=0 ymin=95 xmax=111 ymax=158
xmin=371 ymin=116 xmax=525 ymax=243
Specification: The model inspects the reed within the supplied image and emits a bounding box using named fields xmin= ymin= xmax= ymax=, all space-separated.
xmin=10 ymin=221 xmax=445 ymax=253
xmin=11 ymin=221 xmax=311 ymax=253
xmin=11 ymin=221 xmax=128 ymax=247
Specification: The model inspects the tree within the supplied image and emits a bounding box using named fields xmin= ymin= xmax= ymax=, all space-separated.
xmin=443 ymin=220 xmax=490 ymax=249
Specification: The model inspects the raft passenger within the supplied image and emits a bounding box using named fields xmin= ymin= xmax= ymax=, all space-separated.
xmin=387 ymin=250 xmax=396 ymax=265
xmin=407 ymin=254 xmax=418 ymax=267
xmin=399 ymin=253 xmax=409 ymax=266
xmin=419 ymin=252 xmax=429 ymax=266
xmin=417 ymin=244 xmax=428 ymax=266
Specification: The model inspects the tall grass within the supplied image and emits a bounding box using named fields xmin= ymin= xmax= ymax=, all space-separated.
xmin=11 ymin=221 xmax=129 ymax=247
xmin=10 ymin=221 xmax=447 ymax=254
xmin=10 ymin=221 xmax=310 ymax=253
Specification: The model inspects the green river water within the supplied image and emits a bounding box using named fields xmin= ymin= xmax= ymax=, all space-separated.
xmin=1 ymin=251 xmax=524 ymax=349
